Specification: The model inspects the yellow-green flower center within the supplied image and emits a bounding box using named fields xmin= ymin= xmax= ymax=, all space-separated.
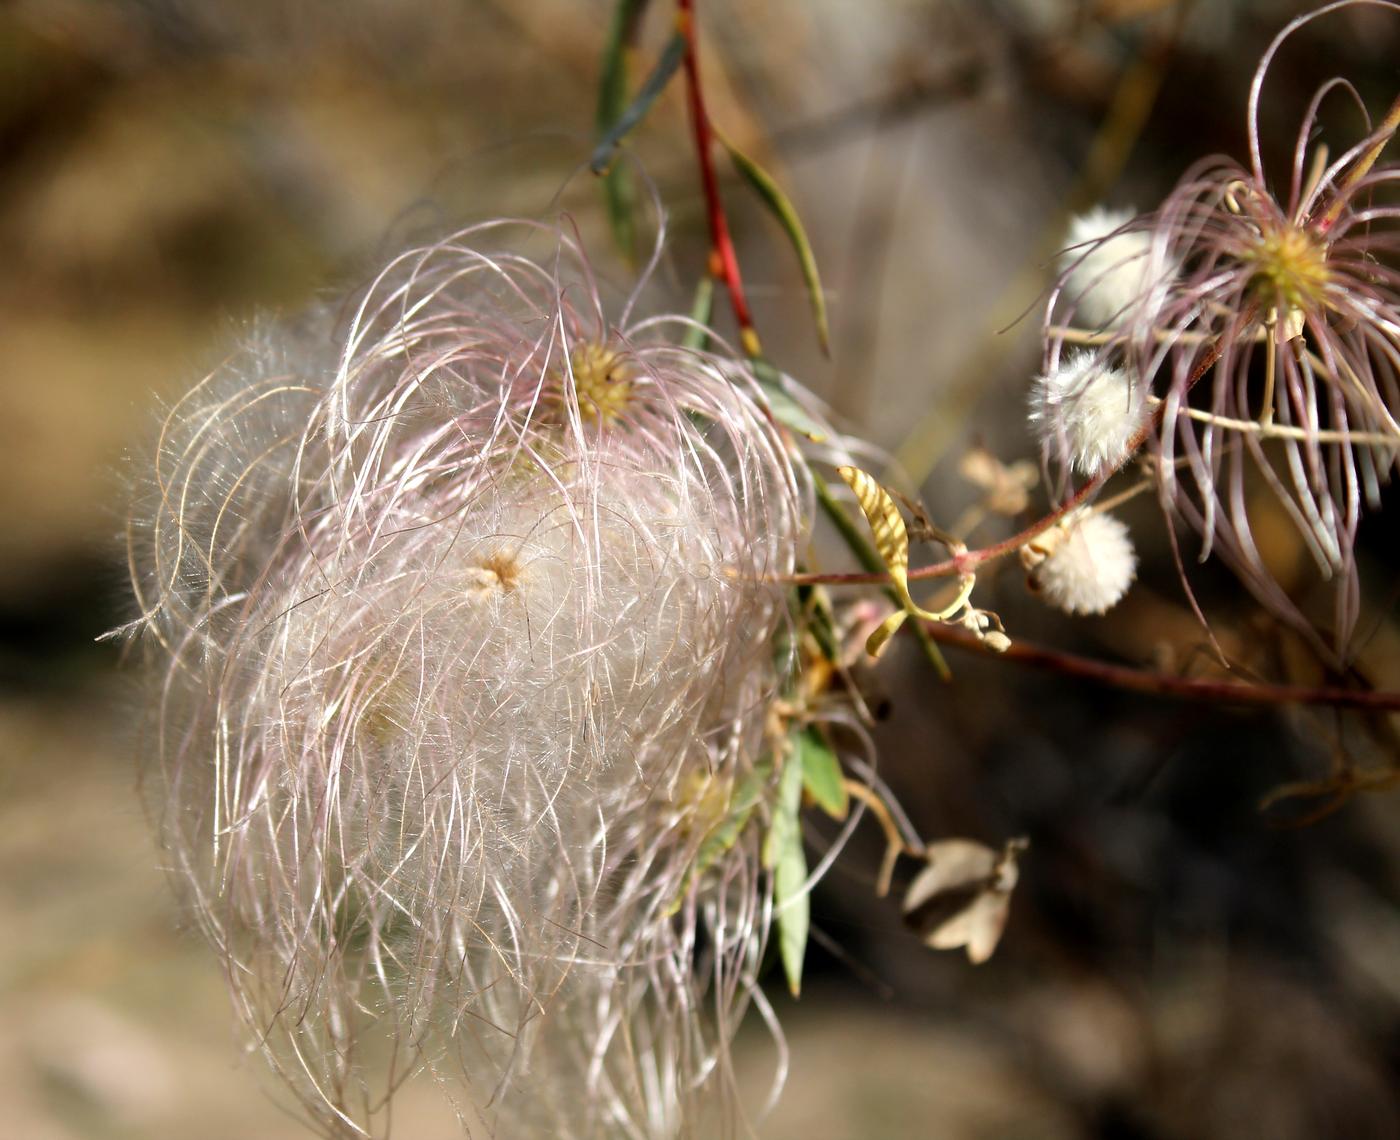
xmin=1245 ymin=223 xmax=1330 ymax=313
xmin=569 ymin=341 xmax=633 ymax=425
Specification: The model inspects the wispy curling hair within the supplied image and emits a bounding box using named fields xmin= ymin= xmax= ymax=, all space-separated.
xmin=1045 ymin=0 xmax=1400 ymax=660
xmin=124 ymin=217 xmax=809 ymax=1138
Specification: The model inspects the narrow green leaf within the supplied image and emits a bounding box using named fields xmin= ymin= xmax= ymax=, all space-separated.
xmin=795 ymin=725 xmax=847 ymax=819
xmin=680 ymin=275 xmax=715 ymax=352
xmin=664 ymin=760 xmax=771 ymax=917
xmin=590 ymin=31 xmax=686 ymax=176
xmin=751 ymin=357 xmax=829 ymax=442
xmin=793 ymin=583 xmax=840 ymax=665
xmin=775 ymin=831 xmax=809 ymax=997
xmin=765 ymin=748 xmax=809 ymax=997
xmin=762 ymin=749 xmax=801 ymax=870
xmin=595 ymin=0 xmax=653 ymax=258
xmin=716 ymin=130 xmax=830 ymax=356
xmin=601 ymin=156 xmax=638 ymax=260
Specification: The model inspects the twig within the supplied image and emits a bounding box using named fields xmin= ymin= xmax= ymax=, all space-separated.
xmin=677 ymin=0 xmax=761 ymax=356
xmin=843 ymin=779 xmax=923 ymax=896
xmin=918 ymin=620 xmax=1400 ymax=712
xmin=1147 ymin=396 xmax=1400 ymax=447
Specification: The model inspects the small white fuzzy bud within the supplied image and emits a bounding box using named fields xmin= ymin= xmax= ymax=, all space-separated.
xmin=1029 ymin=350 xmax=1145 ymax=475
xmin=1059 ymin=206 xmax=1159 ymax=329
xmin=1025 ymin=510 xmax=1137 ymax=615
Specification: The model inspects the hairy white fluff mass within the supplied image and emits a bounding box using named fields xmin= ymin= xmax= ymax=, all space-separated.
xmin=126 ymin=220 xmax=808 ymax=1139
xmin=1030 ymin=350 xmax=1145 ymax=475
xmin=1059 ymin=206 xmax=1160 ymax=330
xmin=1032 ymin=511 xmax=1137 ymax=615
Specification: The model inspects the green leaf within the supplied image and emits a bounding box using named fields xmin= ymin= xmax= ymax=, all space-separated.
xmin=765 ymin=748 xmax=809 ymax=997
xmin=590 ymin=30 xmax=686 ymax=176
xmin=595 ymin=0 xmax=653 ymax=259
xmin=597 ymin=1 xmax=650 ymax=120
xmin=774 ymin=835 xmax=809 ymax=997
xmin=716 ymin=129 xmax=830 ymax=356
xmin=795 ymin=725 xmax=847 ymax=819
xmin=664 ymin=760 xmax=771 ymax=917
xmin=793 ymin=583 xmax=840 ymax=665
xmin=750 ymin=357 xmax=829 ymax=442
xmin=680 ymin=275 xmax=715 ymax=352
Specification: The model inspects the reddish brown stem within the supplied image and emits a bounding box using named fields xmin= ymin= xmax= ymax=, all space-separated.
xmin=919 ymin=621 xmax=1400 ymax=713
xmin=677 ymin=0 xmax=761 ymax=356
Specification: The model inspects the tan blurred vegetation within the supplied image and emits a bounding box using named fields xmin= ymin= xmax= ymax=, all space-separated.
xmin=4 ymin=1 xmax=1400 ymax=1137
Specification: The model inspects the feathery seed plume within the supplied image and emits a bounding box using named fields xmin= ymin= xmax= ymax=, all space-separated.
xmin=125 ymin=218 xmax=810 ymax=1138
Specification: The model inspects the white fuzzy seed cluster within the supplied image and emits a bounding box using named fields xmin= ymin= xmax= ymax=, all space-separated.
xmin=1030 ymin=350 xmax=1146 ymax=476
xmin=1060 ymin=206 xmax=1160 ymax=329
xmin=127 ymin=220 xmax=808 ymax=1139
xmin=1025 ymin=510 xmax=1137 ymax=615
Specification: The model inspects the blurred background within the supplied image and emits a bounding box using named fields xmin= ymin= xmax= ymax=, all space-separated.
xmin=4 ymin=1 xmax=1400 ymax=1137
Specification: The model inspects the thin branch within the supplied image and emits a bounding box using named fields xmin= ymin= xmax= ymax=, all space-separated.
xmin=1047 ymin=324 xmax=1266 ymax=347
xmin=1147 ymin=396 xmax=1400 ymax=447
xmin=918 ymin=620 xmax=1400 ymax=712
xmin=677 ymin=0 xmax=761 ymax=356
xmin=843 ymin=780 xmax=923 ymax=896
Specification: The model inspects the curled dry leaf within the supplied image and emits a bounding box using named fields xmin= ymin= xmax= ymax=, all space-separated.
xmin=837 ymin=465 xmax=978 ymax=657
xmin=902 ymin=837 xmax=1028 ymax=964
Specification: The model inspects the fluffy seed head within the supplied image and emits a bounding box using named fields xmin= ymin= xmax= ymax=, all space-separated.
xmin=1043 ymin=6 xmax=1400 ymax=660
xmin=125 ymin=219 xmax=809 ymax=1138
xmin=1058 ymin=207 xmax=1167 ymax=330
xmin=1025 ymin=510 xmax=1137 ymax=616
xmin=1030 ymin=350 xmax=1146 ymax=475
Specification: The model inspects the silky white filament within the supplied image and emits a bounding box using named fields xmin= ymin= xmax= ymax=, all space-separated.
xmin=127 ymin=219 xmax=809 ymax=1139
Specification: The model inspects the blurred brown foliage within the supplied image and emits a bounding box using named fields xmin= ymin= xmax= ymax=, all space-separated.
xmin=3 ymin=2 xmax=1399 ymax=1137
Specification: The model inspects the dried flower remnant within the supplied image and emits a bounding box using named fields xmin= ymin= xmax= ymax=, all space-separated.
xmin=1022 ymin=510 xmax=1137 ymax=616
xmin=903 ymin=838 xmax=1028 ymax=965
xmin=958 ymin=447 xmax=1038 ymax=517
xmin=123 ymin=219 xmax=810 ymax=1139
xmin=1044 ymin=3 xmax=1400 ymax=657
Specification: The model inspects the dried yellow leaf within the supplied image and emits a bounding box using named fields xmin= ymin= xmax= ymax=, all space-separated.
xmin=837 ymin=465 xmax=912 ymax=601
